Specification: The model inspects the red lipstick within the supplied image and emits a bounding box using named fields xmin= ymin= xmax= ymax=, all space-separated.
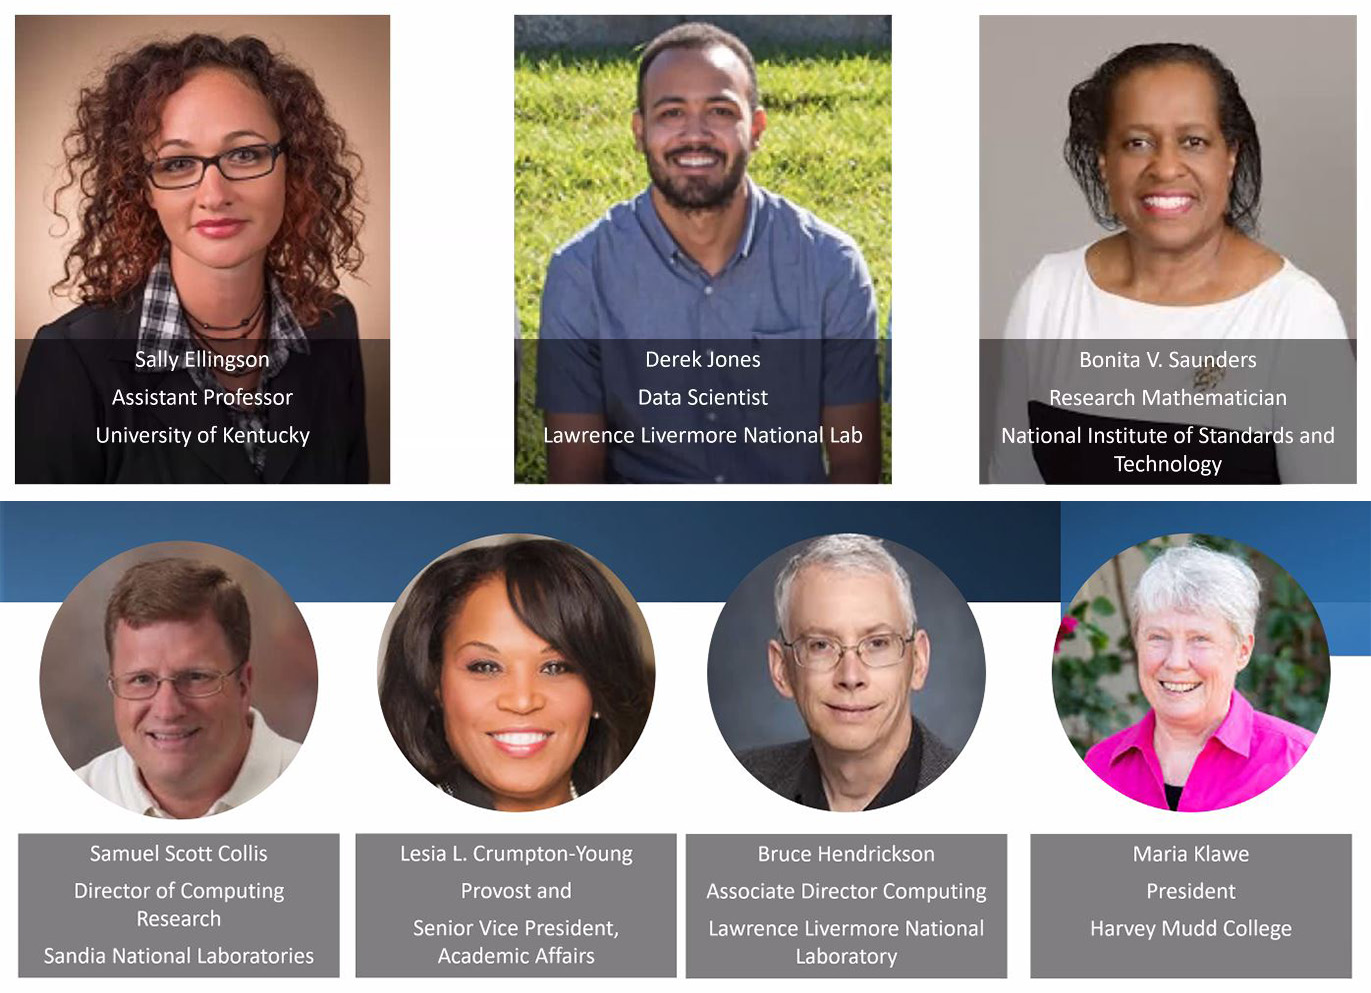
xmin=194 ymin=218 xmax=247 ymax=239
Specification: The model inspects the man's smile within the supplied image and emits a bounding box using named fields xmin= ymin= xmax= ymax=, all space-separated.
xmin=823 ymin=701 xmax=881 ymax=722
xmin=669 ymin=147 xmax=723 ymax=169
xmin=144 ymin=726 xmax=203 ymax=749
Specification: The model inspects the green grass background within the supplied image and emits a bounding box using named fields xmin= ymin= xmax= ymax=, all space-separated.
xmin=515 ymin=45 xmax=892 ymax=483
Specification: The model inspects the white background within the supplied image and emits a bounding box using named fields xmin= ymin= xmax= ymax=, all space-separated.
xmin=0 ymin=0 xmax=1365 ymax=502
xmin=3 ymin=600 xmax=1367 ymax=991
xmin=1 ymin=0 xmax=1368 ymax=989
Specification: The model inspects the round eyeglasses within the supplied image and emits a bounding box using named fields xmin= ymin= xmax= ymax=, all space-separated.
xmin=146 ymin=142 xmax=286 ymax=190
xmin=108 ymin=660 xmax=248 ymax=700
xmin=781 ymin=630 xmax=916 ymax=671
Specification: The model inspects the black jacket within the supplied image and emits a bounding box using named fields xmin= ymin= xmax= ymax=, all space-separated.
xmin=740 ymin=717 xmax=958 ymax=809
xmin=16 ymin=296 xmax=368 ymax=483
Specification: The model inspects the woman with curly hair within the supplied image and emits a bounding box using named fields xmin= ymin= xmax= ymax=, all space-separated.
xmin=17 ymin=34 xmax=368 ymax=483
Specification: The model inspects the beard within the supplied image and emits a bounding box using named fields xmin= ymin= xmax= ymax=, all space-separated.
xmin=645 ymin=144 xmax=749 ymax=213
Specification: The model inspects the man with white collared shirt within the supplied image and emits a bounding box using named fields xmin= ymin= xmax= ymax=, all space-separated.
xmin=75 ymin=558 xmax=300 ymax=818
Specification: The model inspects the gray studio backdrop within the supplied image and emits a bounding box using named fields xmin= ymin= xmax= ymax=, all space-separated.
xmin=980 ymin=15 xmax=1356 ymax=339
xmin=707 ymin=537 xmax=985 ymax=760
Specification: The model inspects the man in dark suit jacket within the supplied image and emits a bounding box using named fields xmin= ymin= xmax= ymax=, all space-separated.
xmin=741 ymin=534 xmax=958 ymax=810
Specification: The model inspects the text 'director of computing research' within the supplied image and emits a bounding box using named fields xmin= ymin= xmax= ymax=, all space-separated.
xmin=1031 ymin=834 xmax=1351 ymax=978
xmin=686 ymin=835 xmax=1007 ymax=977
xmin=354 ymin=834 xmax=675 ymax=977
xmin=17 ymin=835 xmax=339 ymax=976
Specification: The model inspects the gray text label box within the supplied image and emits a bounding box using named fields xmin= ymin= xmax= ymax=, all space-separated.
xmin=355 ymin=834 xmax=675 ymax=977
xmin=18 ymin=834 xmax=339 ymax=977
xmin=686 ymin=834 xmax=1006 ymax=977
xmin=1032 ymin=834 xmax=1351 ymax=977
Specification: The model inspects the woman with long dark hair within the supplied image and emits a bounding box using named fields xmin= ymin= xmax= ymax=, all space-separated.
xmin=380 ymin=539 xmax=654 ymax=810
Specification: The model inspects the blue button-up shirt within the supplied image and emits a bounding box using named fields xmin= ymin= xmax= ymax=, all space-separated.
xmin=537 ymin=181 xmax=878 ymax=483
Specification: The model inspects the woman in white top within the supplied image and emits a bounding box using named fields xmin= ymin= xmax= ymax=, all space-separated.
xmin=993 ymin=43 xmax=1352 ymax=483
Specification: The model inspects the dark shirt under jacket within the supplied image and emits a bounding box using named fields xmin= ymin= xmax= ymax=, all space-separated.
xmin=16 ymin=294 xmax=368 ymax=484
xmin=740 ymin=718 xmax=957 ymax=811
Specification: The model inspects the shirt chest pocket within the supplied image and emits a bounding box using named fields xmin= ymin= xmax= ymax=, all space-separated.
xmin=748 ymin=324 xmax=818 ymax=341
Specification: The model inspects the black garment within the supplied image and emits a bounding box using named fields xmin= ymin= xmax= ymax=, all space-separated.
xmin=739 ymin=717 xmax=957 ymax=810
xmin=1027 ymin=401 xmax=1279 ymax=483
xmin=16 ymin=296 xmax=368 ymax=483
xmin=438 ymin=765 xmax=497 ymax=809
xmin=1164 ymin=783 xmax=1184 ymax=812
xmin=794 ymin=721 xmax=923 ymax=810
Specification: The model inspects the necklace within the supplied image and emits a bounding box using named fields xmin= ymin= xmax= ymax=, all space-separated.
xmin=181 ymin=293 xmax=267 ymax=336
xmin=189 ymin=321 xmax=268 ymax=360
xmin=438 ymin=779 xmax=582 ymax=805
xmin=185 ymin=294 xmax=271 ymax=376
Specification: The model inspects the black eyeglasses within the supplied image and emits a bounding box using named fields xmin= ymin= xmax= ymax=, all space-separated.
xmin=147 ymin=141 xmax=286 ymax=190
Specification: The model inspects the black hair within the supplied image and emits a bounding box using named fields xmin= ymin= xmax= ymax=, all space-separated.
xmin=1064 ymin=42 xmax=1261 ymax=233
xmin=637 ymin=21 xmax=759 ymax=113
xmin=379 ymin=540 xmax=653 ymax=803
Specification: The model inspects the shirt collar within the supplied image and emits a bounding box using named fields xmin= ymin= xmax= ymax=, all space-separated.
xmin=1105 ymin=708 xmax=1158 ymax=766
xmin=735 ymin=176 xmax=761 ymax=259
xmin=132 ymin=708 xmax=273 ymax=818
xmin=795 ymin=719 xmax=923 ymax=811
xmin=1210 ymin=689 xmax=1255 ymax=759
xmin=1106 ymin=690 xmax=1253 ymax=765
xmin=635 ymin=176 xmax=762 ymax=270
xmin=795 ymin=745 xmax=824 ymax=807
xmin=137 ymin=253 xmax=310 ymax=366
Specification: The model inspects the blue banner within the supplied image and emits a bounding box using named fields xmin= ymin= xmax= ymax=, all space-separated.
xmin=1 ymin=501 xmax=1059 ymax=603
xmin=1060 ymin=502 xmax=1370 ymax=655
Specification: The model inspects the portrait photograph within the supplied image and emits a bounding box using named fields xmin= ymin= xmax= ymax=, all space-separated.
xmin=980 ymin=16 xmax=1356 ymax=484
xmin=1054 ymin=533 xmax=1329 ymax=812
xmin=39 ymin=541 xmax=318 ymax=819
xmin=515 ymin=15 xmax=891 ymax=484
xmin=15 ymin=15 xmax=391 ymax=483
xmin=707 ymin=534 xmax=984 ymax=811
xmin=377 ymin=534 xmax=655 ymax=812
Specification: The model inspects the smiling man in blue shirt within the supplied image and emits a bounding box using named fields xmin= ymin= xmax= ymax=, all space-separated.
xmin=536 ymin=22 xmax=881 ymax=484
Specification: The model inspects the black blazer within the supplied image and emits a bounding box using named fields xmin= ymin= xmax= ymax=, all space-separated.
xmin=16 ymin=296 xmax=368 ymax=483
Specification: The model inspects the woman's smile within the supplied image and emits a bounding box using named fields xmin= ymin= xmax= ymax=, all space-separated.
xmin=487 ymin=729 xmax=554 ymax=758
xmin=438 ymin=577 xmax=593 ymax=811
xmin=1136 ymin=607 xmax=1250 ymax=735
xmin=1100 ymin=62 xmax=1236 ymax=256
xmin=1158 ymin=679 xmax=1201 ymax=693
xmin=1138 ymin=192 xmax=1197 ymax=217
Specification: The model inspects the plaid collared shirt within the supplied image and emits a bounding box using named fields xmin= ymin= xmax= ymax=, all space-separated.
xmin=138 ymin=254 xmax=310 ymax=476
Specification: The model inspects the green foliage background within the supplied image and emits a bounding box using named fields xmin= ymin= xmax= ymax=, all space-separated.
xmin=1053 ymin=535 xmax=1330 ymax=758
xmin=514 ymin=45 xmax=892 ymax=483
